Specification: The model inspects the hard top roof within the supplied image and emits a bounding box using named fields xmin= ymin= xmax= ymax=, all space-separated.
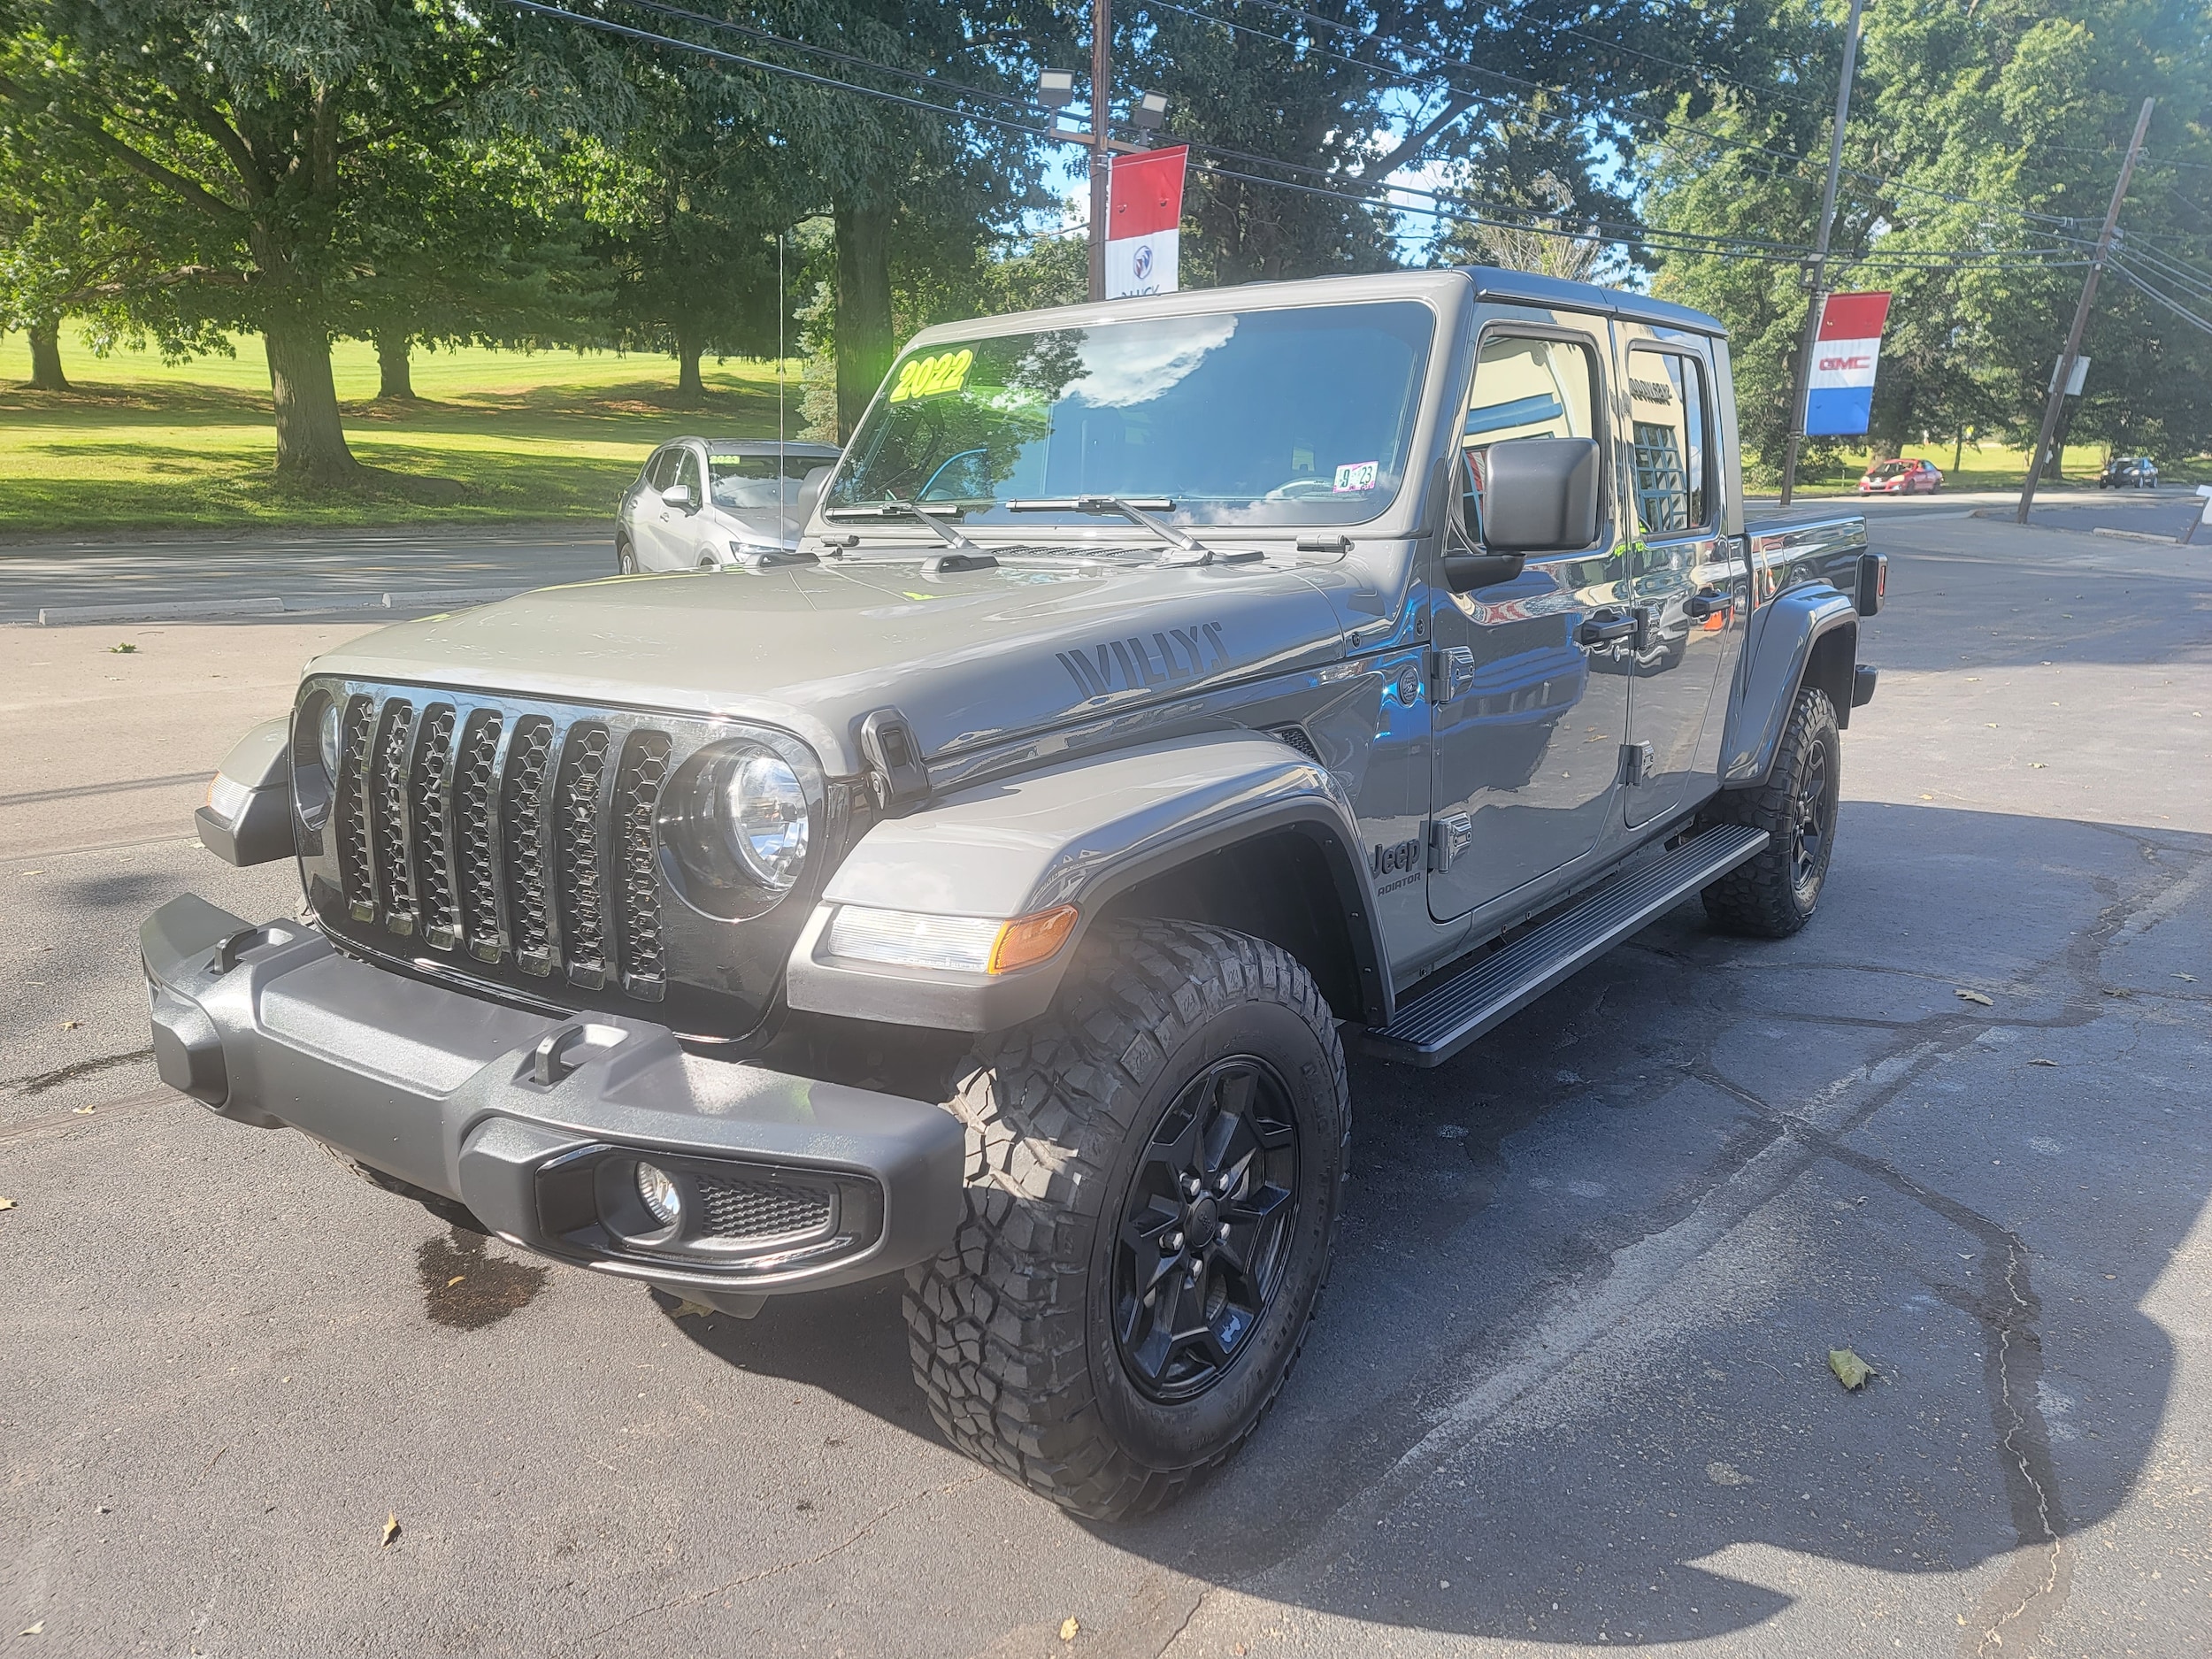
xmin=902 ymin=265 xmax=1723 ymax=349
xmin=1453 ymin=265 xmax=1725 ymax=337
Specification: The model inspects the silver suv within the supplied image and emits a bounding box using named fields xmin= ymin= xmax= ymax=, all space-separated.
xmin=616 ymin=438 xmax=840 ymax=571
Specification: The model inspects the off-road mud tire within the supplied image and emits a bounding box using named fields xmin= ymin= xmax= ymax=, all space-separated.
xmin=1700 ymin=684 xmax=1841 ymax=939
xmin=902 ymin=919 xmax=1349 ymax=1520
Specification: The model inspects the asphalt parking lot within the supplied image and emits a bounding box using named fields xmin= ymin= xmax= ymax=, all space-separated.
xmin=3 ymin=508 xmax=2208 ymax=1658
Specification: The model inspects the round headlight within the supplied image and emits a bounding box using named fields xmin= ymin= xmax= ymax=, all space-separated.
xmin=318 ymin=698 xmax=343 ymax=777
xmin=636 ymin=1161 xmax=682 ymax=1229
xmin=721 ymin=752 xmax=809 ymax=889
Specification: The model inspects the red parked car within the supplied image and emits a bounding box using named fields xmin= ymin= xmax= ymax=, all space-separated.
xmin=1858 ymin=457 xmax=1942 ymax=494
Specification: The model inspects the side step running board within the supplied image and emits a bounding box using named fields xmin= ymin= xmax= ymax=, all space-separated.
xmin=1360 ymin=824 xmax=1769 ymax=1068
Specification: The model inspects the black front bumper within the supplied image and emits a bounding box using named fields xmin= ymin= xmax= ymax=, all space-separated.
xmin=142 ymin=895 xmax=964 ymax=1312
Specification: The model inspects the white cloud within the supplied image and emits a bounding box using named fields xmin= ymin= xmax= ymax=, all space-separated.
xmin=1070 ymin=315 xmax=1239 ymax=408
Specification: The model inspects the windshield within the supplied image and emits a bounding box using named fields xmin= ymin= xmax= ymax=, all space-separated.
xmin=1870 ymin=462 xmax=1907 ymax=476
xmin=826 ymin=302 xmax=1436 ymax=527
xmin=710 ymin=453 xmax=830 ymax=511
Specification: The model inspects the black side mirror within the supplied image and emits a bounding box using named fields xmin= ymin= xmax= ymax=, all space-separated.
xmin=1442 ymin=449 xmax=1523 ymax=593
xmin=1482 ymin=437 xmax=1601 ymax=555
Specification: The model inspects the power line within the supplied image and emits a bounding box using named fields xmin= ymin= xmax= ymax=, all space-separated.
xmin=611 ymin=0 xmax=1037 ymax=112
xmin=2113 ymin=261 xmax=2212 ymax=339
xmin=503 ymin=0 xmax=1057 ymax=140
xmin=506 ymin=0 xmax=2102 ymax=286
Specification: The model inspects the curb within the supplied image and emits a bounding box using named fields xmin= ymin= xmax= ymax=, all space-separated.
xmin=36 ymin=587 xmax=538 ymax=626
xmin=2091 ymin=526 xmax=2193 ymax=546
xmin=38 ymin=595 xmax=288 ymax=626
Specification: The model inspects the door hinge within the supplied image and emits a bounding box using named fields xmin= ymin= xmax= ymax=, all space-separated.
xmin=1429 ymin=811 xmax=1473 ymax=872
xmin=1623 ymin=741 xmax=1655 ymax=786
xmin=1429 ymin=646 xmax=1476 ymax=704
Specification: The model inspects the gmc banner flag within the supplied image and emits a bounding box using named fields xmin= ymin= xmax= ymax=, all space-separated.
xmin=1803 ymin=290 xmax=1892 ymax=436
xmin=1105 ymin=146 xmax=1187 ymax=299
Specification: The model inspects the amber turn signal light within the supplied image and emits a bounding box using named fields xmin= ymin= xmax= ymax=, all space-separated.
xmin=987 ymin=905 xmax=1080 ymax=974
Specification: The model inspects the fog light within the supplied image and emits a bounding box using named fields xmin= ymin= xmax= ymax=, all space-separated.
xmin=636 ymin=1161 xmax=682 ymax=1229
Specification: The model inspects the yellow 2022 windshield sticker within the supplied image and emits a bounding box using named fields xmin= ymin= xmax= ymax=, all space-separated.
xmin=888 ymin=348 xmax=974 ymax=403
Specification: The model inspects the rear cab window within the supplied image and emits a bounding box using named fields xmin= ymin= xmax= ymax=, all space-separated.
xmin=1625 ymin=348 xmax=1712 ymax=534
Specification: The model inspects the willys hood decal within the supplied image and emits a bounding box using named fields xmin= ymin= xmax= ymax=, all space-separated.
xmin=310 ymin=559 xmax=1350 ymax=773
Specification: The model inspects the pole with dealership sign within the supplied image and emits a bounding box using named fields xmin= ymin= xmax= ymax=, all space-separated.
xmin=1802 ymin=291 xmax=1893 ymax=437
xmin=1778 ymin=0 xmax=1866 ymax=508
xmin=1105 ymin=146 xmax=1187 ymax=299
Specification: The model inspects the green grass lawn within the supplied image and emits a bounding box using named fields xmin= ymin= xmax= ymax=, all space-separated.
xmin=0 ymin=328 xmax=817 ymax=535
xmin=1756 ymin=438 xmax=2210 ymax=494
xmin=5 ymin=327 xmax=2203 ymax=534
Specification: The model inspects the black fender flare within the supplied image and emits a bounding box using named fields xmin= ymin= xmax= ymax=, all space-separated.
xmin=784 ymin=732 xmax=1391 ymax=1032
xmin=1720 ymin=584 xmax=1859 ymax=787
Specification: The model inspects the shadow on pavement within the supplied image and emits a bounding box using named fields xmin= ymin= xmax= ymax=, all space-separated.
xmin=661 ymin=799 xmax=2210 ymax=1648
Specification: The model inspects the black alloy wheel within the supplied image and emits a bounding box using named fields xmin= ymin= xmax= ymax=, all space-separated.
xmin=1790 ymin=735 xmax=1832 ymax=898
xmin=1112 ymin=1057 xmax=1301 ymax=1402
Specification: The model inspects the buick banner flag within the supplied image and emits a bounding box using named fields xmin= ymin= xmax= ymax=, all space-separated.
xmin=1105 ymin=146 xmax=1187 ymax=299
xmin=1803 ymin=290 xmax=1892 ymax=436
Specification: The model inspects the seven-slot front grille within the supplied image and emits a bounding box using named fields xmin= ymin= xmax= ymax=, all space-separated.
xmin=301 ymin=683 xmax=748 ymax=1009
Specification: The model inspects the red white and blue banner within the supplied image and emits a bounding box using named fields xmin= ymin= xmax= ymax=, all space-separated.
xmin=1105 ymin=146 xmax=1187 ymax=299
xmin=1804 ymin=290 xmax=1892 ymax=436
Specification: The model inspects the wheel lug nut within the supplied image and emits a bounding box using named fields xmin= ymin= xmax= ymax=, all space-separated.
xmin=1217 ymin=1222 xmax=1230 ymax=1240
xmin=1165 ymin=1232 xmax=1183 ymax=1252
xmin=1183 ymin=1175 xmax=1202 ymax=1197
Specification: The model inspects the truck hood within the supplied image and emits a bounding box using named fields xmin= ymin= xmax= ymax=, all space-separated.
xmin=311 ymin=557 xmax=1355 ymax=772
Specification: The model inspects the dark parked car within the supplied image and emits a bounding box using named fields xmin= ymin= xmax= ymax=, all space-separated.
xmin=2099 ymin=456 xmax=2160 ymax=489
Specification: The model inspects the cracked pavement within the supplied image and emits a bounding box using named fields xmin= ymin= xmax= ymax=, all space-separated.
xmin=3 ymin=509 xmax=2208 ymax=1657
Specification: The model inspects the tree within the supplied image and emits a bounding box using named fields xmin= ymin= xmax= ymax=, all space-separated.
xmin=0 ymin=0 xmax=603 ymax=479
xmin=1646 ymin=0 xmax=2212 ymax=476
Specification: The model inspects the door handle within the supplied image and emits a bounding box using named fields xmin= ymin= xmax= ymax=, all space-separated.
xmin=1576 ymin=610 xmax=1639 ymax=648
xmin=1686 ymin=590 xmax=1735 ymax=621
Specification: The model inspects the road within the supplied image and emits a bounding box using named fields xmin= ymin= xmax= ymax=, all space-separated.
xmin=3 ymin=511 xmax=2209 ymax=1658
xmin=1 ymin=488 xmax=2195 ymax=625
xmin=0 ymin=524 xmax=613 ymax=625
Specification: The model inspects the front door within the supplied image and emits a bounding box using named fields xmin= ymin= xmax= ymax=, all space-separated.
xmin=1429 ymin=319 xmax=1631 ymax=922
xmin=637 ymin=446 xmax=705 ymax=570
xmin=1618 ymin=337 xmax=1735 ymax=828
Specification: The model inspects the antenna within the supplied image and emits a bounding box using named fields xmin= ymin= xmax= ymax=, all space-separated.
xmin=778 ymin=230 xmax=787 ymax=518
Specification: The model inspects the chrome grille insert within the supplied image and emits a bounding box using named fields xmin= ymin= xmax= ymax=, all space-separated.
xmin=455 ymin=710 xmax=504 ymax=962
xmin=410 ymin=704 xmax=459 ymax=949
xmin=334 ymin=694 xmax=375 ymax=923
xmin=371 ymin=700 xmax=417 ymax=934
xmin=502 ymin=716 xmax=557 ymax=976
xmin=614 ymin=731 xmax=671 ymax=1000
xmin=555 ymin=725 xmax=611 ymax=989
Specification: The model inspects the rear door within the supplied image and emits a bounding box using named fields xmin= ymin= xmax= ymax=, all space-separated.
xmin=1617 ymin=331 xmax=1735 ymax=828
xmin=1428 ymin=311 xmax=1631 ymax=921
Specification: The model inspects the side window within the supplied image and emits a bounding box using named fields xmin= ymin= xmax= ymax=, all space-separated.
xmin=1463 ymin=331 xmax=1602 ymax=532
xmin=646 ymin=448 xmax=680 ymax=491
xmin=677 ymin=448 xmax=704 ymax=503
xmin=1626 ymin=349 xmax=1711 ymax=534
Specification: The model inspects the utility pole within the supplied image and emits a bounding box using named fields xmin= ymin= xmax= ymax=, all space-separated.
xmin=1778 ymin=0 xmax=1865 ymax=510
xmin=1088 ymin=0 xmax=1111 ymax=302
xmin=2016 ymin=96 xmax=2155 ymax=525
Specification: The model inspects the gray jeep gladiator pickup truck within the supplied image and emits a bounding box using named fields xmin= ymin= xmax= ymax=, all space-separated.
xmin=146 ymin=267 xmax=1882 ymax=1519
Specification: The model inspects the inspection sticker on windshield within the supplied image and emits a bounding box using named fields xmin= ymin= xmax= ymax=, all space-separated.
xmin=888 ymin=348 xmax=975 ymax=403
xmin=1333 ymin=460 xmax=1379 ymax=493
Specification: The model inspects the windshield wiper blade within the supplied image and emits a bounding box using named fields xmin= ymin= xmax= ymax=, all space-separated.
xmin=1006 ymin=495 xmax=1217 ymax=565
xmin=822 ymin=498 xmax=980 ymax=553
